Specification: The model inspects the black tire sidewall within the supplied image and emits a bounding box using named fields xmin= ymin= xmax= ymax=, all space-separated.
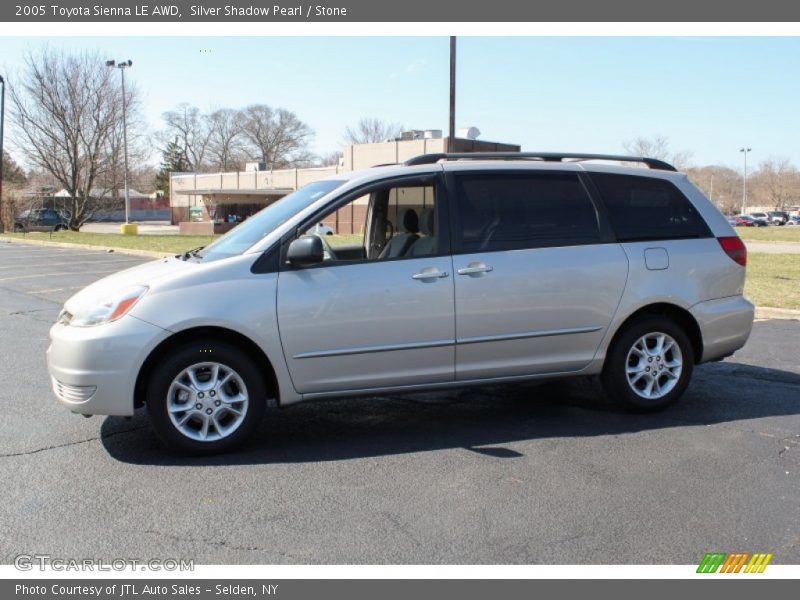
xmin=602 ymin=316 xmax=695 ymax=412
xmin=146 ymin=341 xmax=267 ymax=454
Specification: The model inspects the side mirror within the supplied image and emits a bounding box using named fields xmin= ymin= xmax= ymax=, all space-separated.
xmin=287 ymin=236 xmax=324 ymax=267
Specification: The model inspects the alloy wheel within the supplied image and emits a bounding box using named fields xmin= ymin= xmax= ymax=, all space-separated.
xmin=624 ymin=332 xmax=683 ymax=400
xmin=166 ymin=362 xmax=249 ymax=442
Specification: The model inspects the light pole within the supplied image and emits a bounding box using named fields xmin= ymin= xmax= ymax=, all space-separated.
xmin=106 ymin=59 xmax=134 ymax=233
xmin=709 ymin=172 xmax=713 ymax=203
xmin=739 ymin=147 xmax=751 ymax=215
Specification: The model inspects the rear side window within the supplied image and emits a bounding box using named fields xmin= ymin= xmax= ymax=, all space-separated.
xmin=590 ymin=173 xmax=711 ymax=242
xmin=453 ymin=172 xmax=601 ymax=253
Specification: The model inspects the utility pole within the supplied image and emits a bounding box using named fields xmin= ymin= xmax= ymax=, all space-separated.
xmin=0 ymin=75 xmax=5 ymax=233
xmin=448 ymin=36 xmax=456 ymax=153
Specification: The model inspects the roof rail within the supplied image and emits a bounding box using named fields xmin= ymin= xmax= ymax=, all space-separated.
xmin=403 ymin=152 xmax=677 ymax=172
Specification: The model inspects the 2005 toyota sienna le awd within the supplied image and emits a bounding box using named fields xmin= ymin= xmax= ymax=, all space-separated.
xmin=47 ymin=152 xmax=754 ymax=454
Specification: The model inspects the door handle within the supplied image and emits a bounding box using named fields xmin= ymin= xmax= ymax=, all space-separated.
xmin=457 ymin=263 xmax=493 ymax=275
xmin=412 ymin=269 xmax=449 ymax=280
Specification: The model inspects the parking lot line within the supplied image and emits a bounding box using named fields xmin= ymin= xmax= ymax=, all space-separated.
xmin=0 ymin=258 xmax=142 ymax=271
xmin=0 ymin=269 xmax=121 ymax=282
xmin=27 ymin=284 xmax=92 ymax=295
xmin=0 ymin=250 xmax=128 ymax=261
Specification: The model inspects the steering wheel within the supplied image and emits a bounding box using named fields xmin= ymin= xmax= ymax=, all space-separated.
xmin=313 ymin=233 xmax=338 ymax=261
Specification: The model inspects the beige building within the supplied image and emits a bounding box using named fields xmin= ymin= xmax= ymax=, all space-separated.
xmin=169 ymin=135 xmax=520 ymax=234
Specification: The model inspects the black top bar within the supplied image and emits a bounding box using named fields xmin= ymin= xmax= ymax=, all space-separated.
xmin=403 ymin=152 xmax=677 ymax=172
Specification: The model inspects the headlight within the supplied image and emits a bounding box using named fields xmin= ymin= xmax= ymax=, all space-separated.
xmin=67 ymin=285 xmax=148 ymax=327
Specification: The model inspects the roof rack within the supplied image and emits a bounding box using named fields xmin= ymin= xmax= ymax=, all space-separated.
xmin=403 ymin=152 xmax=677 ymax=172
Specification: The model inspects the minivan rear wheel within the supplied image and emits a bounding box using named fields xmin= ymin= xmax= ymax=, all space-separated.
xmin=601 ymin=316 xmax=694 ymax=411
xmin=146 ymin=341 xmax=266 ymax=453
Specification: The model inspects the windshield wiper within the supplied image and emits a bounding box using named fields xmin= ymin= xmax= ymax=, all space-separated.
xmin=178 ymin=246 xmax=205 ymax=261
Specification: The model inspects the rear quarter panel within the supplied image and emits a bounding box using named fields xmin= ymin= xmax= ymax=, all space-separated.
xmin=591 ymin=237 xmax=746 ymax=364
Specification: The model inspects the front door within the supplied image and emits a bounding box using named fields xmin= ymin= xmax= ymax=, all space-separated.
xmin=277 ymin=174 xmax=456 ymax=395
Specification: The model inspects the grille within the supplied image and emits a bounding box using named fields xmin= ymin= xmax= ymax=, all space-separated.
xmin=52 ymin=378 xmax=96 ymax=404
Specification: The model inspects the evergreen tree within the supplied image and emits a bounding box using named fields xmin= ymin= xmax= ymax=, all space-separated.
xmin=155 ymin=138 xmax=191 ymax=195
xmin=2 ymin=152 xmax=28 ymax=185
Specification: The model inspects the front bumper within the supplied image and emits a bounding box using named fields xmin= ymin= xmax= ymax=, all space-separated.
xmin=47 ymin=315 xmax=170 ymax=416
xmin=690 ymin=295 xmax=755 ymax=363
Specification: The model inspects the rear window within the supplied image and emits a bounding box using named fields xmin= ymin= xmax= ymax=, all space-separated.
xmin=589 ymin=173 xmax=711 ymax=242
xmin=453 ymin=172 xmax=602 ymax=253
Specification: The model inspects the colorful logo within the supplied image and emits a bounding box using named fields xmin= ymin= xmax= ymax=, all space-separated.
xmin=697 ymin=552 xmax=773 ymax=573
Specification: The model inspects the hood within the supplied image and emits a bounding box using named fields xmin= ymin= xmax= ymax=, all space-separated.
xmin=63 ymin=256 xmax=192 ymax=314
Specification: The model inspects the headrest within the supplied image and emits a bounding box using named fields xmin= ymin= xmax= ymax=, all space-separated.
xmin=419 ymin=208 xmax=435 ymax=236
xmin=399 ymin=208 xmax=419 ymax=234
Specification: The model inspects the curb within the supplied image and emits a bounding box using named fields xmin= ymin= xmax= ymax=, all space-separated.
xmin=0 ymin=236 xmax=173 ymax=259
xmin=754 ymin=307 xmax=800 ymax=321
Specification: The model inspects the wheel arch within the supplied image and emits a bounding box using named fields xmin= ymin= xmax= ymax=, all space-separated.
xmin=607 ymin=303 xmax=703 ymax=364
xmin=134 ymin=326 xmax=279 ymax=408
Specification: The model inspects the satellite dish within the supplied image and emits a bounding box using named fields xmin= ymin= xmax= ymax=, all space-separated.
xmin=457 ymin=126 xmax=481 ymax=140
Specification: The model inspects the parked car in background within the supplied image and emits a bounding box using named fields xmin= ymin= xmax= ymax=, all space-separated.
xmin=748 ymin=212 xmax=770 ymax=226
xmin=786 ymin=215 xmax=800 ymax=226
xmin=14 ymin=208 xmax=69 ymax=232
xmin=767 ymin=211 xmax=790 ymax=225
xmin=732 ymin=215 xmax=757 ymax=227
xmin=48 ymin=151 xmax=754 ymax=454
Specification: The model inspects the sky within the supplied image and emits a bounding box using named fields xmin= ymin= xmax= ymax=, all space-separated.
xmin=1 ymin=36 xmax=798 ymax=169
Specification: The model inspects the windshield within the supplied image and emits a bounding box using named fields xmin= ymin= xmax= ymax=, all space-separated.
xmin=196 ymin=180 xmax=345 ymax=262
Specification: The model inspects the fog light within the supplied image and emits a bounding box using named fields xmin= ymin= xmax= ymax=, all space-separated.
xmin=52 ymin=378 xmax=97 ymax=404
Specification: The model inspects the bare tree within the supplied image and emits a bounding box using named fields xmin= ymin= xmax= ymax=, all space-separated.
xmin=206 ymin=108 xmax=245 ymax=172
xmin=317 ymin=150 xmax=343 ymax=167
xmin=749 ymin=157 xmax=799 ymax=210
xmin=685 ymin=165 xmax=742 ymax=215
xmin=98 ymin=89 xmax=148 ymax=203
xmin=160 ymin=103 xmax=212 ymax=172
xmin=239 ymin=104 xmax=314 ymax=168
xmin=623 ymin=135 xmax=693 ymax=171
xmin=343 ymin=118 xmax=403 ymax=144
xmin=8 ymin=48 xmax=138 ymax=230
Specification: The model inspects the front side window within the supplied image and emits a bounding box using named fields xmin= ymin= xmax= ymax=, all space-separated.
xmin=590 ymin=173 xmax=712 ymax=242
xmin=297 ymin=180 xmax=439 ymax=263
xmin=197 ymin=179 xmax=345 ymax=262
xmin=453 ymin=172 xmax=602 ymax=253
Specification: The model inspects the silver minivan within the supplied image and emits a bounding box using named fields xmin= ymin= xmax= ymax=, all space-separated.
xmin=48 ymin=153 xmax=754 ymax=453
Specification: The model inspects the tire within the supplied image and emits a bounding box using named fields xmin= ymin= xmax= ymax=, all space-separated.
xmin=601 ymin=316 xmax=694 ymax=412
xmin=146 ymin=341 xmax=267 ymax=454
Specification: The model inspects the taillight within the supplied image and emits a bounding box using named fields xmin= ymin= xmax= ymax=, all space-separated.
xmin=718 ymin=236 xmax=747 ymax=266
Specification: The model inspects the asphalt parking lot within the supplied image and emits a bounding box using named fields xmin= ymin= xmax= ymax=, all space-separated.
xmin=0 ymin=240 xmax=798 ymax=565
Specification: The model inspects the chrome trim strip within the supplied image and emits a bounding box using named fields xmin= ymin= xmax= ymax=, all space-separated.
xmin=293 ymin=338 xmax=454 ymax=360
xmin=293 ymin=325 xmax=602 ymax=360
xmin=456 ymin=325 xmax=603 ymax=345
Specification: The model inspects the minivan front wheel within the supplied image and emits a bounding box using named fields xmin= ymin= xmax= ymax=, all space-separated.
xmin=146 ymin=342 xmax=266 ymax=453
xmin=602 ymin=317 xmax=694 ymax=411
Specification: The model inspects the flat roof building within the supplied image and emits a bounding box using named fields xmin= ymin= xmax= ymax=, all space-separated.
xmin=170 ymin=134 xmax=520 ymax=234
